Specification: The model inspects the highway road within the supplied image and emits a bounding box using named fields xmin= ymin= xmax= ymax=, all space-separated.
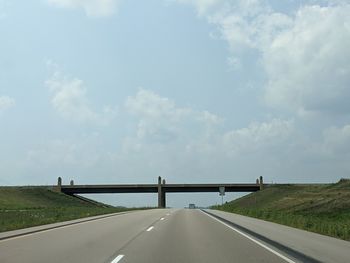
xmin=0 ymin=209 xmax=349 ymax=263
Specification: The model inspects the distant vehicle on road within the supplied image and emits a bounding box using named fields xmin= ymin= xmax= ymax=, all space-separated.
xmin=189 ymin=204 xmax=195 ymax=209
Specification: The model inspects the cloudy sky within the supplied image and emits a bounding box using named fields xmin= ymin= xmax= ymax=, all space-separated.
xmin=1 ymin=0 xmax=349 ymax=207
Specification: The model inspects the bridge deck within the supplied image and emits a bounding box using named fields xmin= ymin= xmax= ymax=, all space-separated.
xmin=164 ymin=184 xmax=260 ymax=193
xmin=61 ymin=184 xmax=260 ymax=194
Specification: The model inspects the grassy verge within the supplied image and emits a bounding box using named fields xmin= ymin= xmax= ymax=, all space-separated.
xmin=0 ymin=186 xmax=151 ymax=232
xmin=212 ymin=179 xmax=350 ymax=241
xmin=0 ymin=207 xmax=130 ymax=232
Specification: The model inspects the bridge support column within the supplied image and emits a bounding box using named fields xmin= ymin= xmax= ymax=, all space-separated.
xmin=158 ymin=176 xmax=163 ymax=208
xmin=56 ymin=177 xmax=62 ymax=192
xmin=259 ymin=176 xmax=264 ymax=190
xmin=161 ymin=179 xmax=166 ymax=208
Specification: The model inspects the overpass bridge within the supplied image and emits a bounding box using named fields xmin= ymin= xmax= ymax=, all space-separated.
xmin=57 ymin=176 xmax=264 ymax=208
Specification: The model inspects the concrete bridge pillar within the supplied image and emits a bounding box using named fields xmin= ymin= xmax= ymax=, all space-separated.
xmin=259 ymin=176 xmax=264 ymax=190
xmin=158 ymin=176 xmax=162 ymax=208
xmin=56 ymin=177 xmax=62 ymax=192
xmin=161 ymin=179 xmax=166 ymax=208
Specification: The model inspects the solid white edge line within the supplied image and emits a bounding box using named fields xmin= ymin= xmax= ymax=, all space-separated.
xmin=146 ymin=226 xmax=154 ymax=232
xmin=201 ymin=210 xmax=296 ymax=263
xmin=0 ymin=212 xmax=131 ymax=243
xmin=111 ymin=254 xmax=124 ymax=263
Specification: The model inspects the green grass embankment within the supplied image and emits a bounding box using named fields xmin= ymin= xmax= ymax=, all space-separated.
xmin=0 ymin=187 xmax=144 ymax=233
xmin=213 ymin=179 xmax=350 ymax=241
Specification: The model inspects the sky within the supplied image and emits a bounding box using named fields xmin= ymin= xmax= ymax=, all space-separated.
xmin=1 ymin=0 xmax=350 ymax=207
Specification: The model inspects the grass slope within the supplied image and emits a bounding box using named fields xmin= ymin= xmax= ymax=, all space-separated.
xmin=0 ymin=187 xmax=136 ymax=233
xmin=213 ymin=179 xmax=350 ymax=241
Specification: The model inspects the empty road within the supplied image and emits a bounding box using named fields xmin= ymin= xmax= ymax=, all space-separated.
xmin=1 ymin=209 xmax=349 ymax=262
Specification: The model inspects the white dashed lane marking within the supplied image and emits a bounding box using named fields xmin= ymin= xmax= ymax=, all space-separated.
xmin=111 ymin=254 xmax=124 ymax=263
xmin=146 ymin=226 xmax=154 ymax=232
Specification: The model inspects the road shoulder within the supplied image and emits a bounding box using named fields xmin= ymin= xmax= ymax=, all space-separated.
xmin=205 ymin=209 xmax=350 ymax=263
xmin=0 ymin=210 xmax=137 ymax=241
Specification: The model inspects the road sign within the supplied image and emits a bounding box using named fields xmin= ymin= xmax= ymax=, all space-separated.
xmin=219 ymin=186 xmax=225 ymax=196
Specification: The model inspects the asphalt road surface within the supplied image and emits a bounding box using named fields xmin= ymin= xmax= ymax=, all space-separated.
xmin=0 ymin=209 xmax=348 ymax=263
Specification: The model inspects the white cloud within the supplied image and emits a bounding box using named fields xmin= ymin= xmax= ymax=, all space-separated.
xmin=227 ymin=56 xmax=242 ymax=71
xmin=172 ymin=0 xmax=223 ymax=15
xmin=125 ymin=89 xmax=222 ymax=143
xmin=0 ymin=96 xmax=15 ymax=112
xmin=222 ymin=119 xmax=294 ymax=156
xmin=22 ymin=133 xmax=118 ymax=185
xmin=122 ymin=90 xmax=297 ymax=183
xmin=0 ymin=0 xmax=9 ymax=19
xmin=319 ymin=124 xmax=350 ymax=155
xmin=178 ymin=1 xmax=350 ymax=116
xmin=264 ymin=4 xmax=350 ymax=114
xmin=208 ymin=0 xmax=289 ymax=51
xmin=45 ymin=70 xmax=117 ymax=125
xmin=26 ymin=137 xmax=102 ymax=167
xmin=47 ymin=0 xmax=120 ymax=17
xmin=121 ymin=90 xmax=306 ymax=185
xmin=124 ymin=90 xmax=296 ymax=156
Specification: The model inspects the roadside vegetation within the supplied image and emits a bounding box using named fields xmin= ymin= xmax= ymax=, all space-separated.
xmin=212 ymin=179 xmax=350 ymax=241
xmin=0 ymin=187 xmax=147 ymax=232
